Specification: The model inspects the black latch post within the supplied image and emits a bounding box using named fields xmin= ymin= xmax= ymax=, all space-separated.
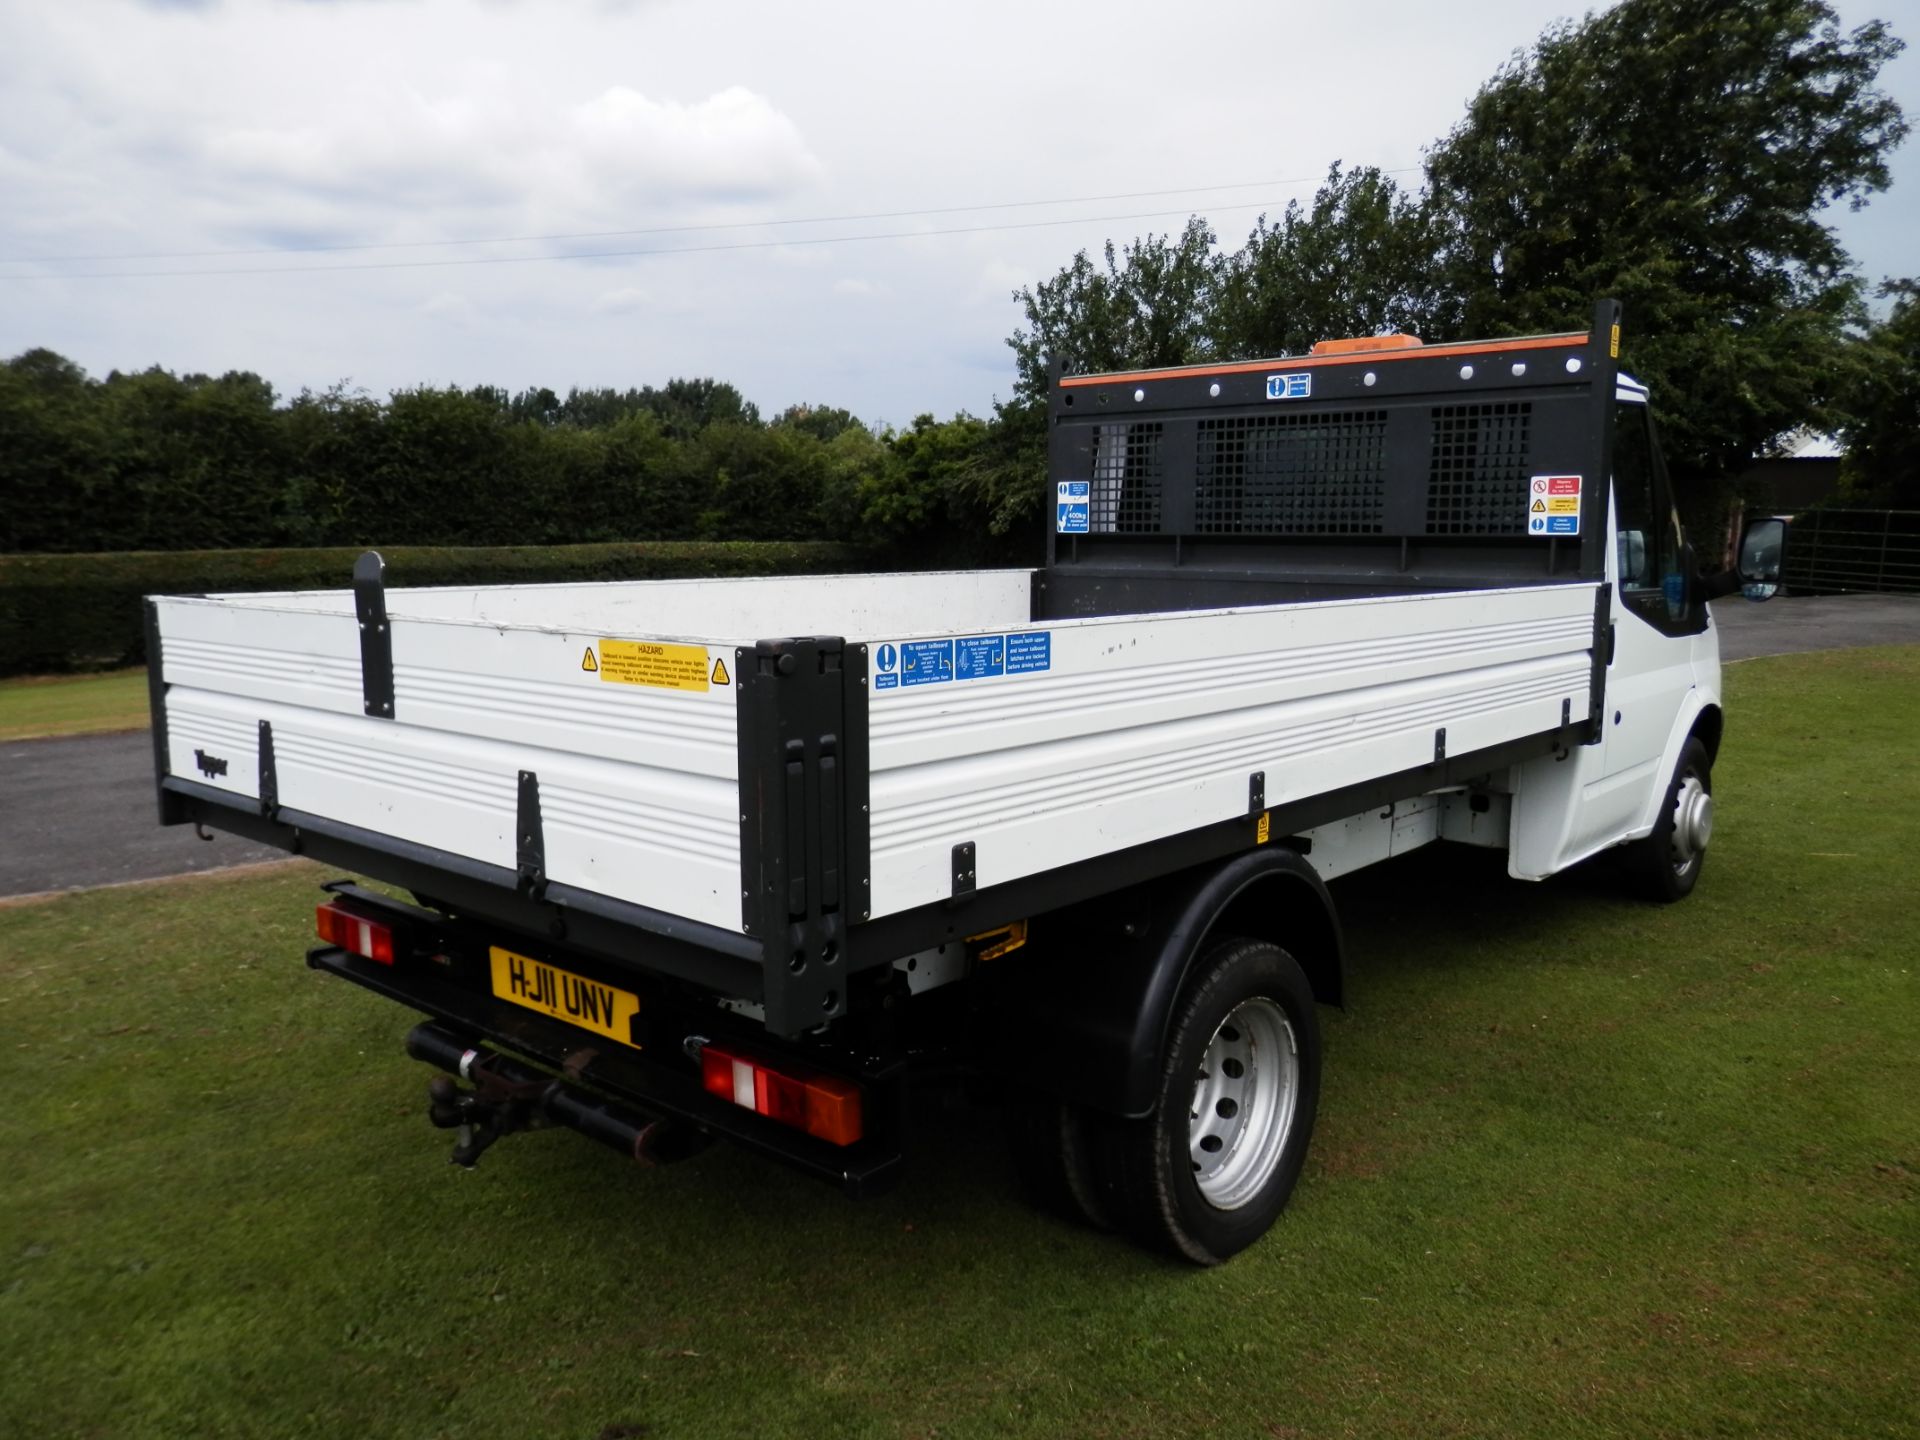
xmin=354 ymin=550 xmax=394 ymax=719
xmin=737 ymin=637 xmax=869 ymax=1036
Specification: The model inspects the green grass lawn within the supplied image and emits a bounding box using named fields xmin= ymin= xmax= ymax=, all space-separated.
xmin=2 ymin=648 xmax=1916 ymax=1440
xmin=0 ymin=668 xmax=149 ymax=741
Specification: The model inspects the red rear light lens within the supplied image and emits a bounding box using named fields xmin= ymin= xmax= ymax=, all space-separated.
xmin=700 ymin=1043 xmax=863 ymax=1146
xmin=315 ymin=901 xmax=396 ymax=966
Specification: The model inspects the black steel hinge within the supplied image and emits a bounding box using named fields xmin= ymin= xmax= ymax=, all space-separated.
xmin=516 ymin=769 xmax=546 ymax=897
xmin=951 ymin=841 xmax=977 ymax=900
xmin=257 ymin=720 xmax=278 ymax=818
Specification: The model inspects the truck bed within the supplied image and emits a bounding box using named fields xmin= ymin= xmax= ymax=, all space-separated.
xmin=152 ymin=567 xmax=1599 ymax=936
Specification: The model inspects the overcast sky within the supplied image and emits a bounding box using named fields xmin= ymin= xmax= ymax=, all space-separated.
xmin=2 ymin=0 xmax=1914 ymax=427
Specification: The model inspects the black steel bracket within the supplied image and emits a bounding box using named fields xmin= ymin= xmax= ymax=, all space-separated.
xmin=1433 ymin=728 xmax=1447 ymax=763
xmin=1248 ymin=771 xmax=1266 ymax=815
xmin=516 ymin=769 xmax=546 ymax=898
xmin=257 ymin=720 xmax=279 ymax=818
xmin=952 ymin=842 xmax=977 ymax=900
xmin=354 ymin=550 xmax=394 ymax=719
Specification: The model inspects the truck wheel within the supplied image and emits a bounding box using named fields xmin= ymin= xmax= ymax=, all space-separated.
xmin=1093 ymin=937 xmax=1321 ymax=1265
xmin=1627 ymin=737 xmax=1712 ymax=903
xmin=1008 ymin=1099 xmax=1112 ymax=1231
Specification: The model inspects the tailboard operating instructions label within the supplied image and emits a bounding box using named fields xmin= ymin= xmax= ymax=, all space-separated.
xmin=876 ymin=631 xmax=1051 ymax=692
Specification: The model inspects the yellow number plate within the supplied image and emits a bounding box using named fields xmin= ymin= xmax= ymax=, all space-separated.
xmin=489 ymin=946 xmax=641 ymax=1048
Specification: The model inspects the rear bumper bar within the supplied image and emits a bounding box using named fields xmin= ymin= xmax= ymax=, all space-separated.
xmin=307 ymin=944 xmax=906 ymax=1197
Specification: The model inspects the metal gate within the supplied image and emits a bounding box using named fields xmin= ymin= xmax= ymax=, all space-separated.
xmin=1783 ymin=509 xmax=1920 ymax=596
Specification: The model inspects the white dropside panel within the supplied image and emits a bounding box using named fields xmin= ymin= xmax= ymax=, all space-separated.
xmin=864 ymin=585 xmax=1596 ymax=920
xmin=156 ymin=594 xmax=742 ymax=930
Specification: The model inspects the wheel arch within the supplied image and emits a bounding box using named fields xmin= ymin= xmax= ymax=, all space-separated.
xmin=1691 ymin=702 xmax=1724 ymax=766
xmin=986 ymin=846 xmax=1343 ymax=1120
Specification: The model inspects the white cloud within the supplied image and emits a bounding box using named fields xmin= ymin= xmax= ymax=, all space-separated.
xmin=831 ymin=277 xmax=883 ymax=298
xmin=418 ymin=292 xmax=477 ymax=324
xmin=198 ymin=81 xmax=820 ymax=234
xmin=591 ymin=286 xmax=653 ymax=313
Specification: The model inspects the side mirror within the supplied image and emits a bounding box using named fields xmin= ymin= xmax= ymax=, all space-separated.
xmin=1737 ymin=517 xmax=1786 ymax=601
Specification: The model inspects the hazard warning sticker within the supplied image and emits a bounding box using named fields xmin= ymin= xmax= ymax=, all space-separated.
xmin=591 ymin=639 xmax=710 ymax=692
xmin=1527 ymin=474 xmax=1582 ymax=536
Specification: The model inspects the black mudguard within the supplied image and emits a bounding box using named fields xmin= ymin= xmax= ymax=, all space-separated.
xmin=984 ymin=846 xmax=1342 ymax=1119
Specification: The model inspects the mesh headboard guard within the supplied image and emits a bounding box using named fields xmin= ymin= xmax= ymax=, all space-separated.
xmin=1045 ymin=300 xmax=1623 ymax=593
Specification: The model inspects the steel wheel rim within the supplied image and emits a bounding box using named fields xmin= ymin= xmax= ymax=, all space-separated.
xmin=1668 ymin=771 xmax=1712 ymax=876
xmin=1189 ymin=996 xmax=1298 ymax=1211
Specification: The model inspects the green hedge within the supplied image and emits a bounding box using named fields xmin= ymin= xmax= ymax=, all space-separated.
xmin=0 ymin=542 xmax=879 ymax=676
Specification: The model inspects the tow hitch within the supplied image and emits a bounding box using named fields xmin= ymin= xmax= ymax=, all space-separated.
xmin=407 ymin=1023 xmax=712 ymax=1169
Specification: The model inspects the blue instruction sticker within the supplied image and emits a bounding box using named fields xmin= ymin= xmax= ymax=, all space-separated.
xmin=1265 ymin=372 xmax=1311 ymax=400
xmin=873 ymin=641 xmax=900 ymax=690
xmin=900 ymin=639 xmax=953 ymax=687
xmin=1005 ymin=631 xmax=1052 ymax=674
xmin=1056 ymin=480 xmax=1089 ymax=535
xmin=955 ymin=635 xmax=1005 ymax=680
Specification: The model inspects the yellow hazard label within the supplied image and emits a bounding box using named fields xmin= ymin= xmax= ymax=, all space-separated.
xmin=1546 ymin=496 xmax=1580 ymax=515
xmin=710 ymin=656 xmax=731 ymax=686
xmin=1530 ymin=498 xmax=1547 ymax=513
xmin=1609 ymin=323 xmax=1620 ymax=358
xmin=1256 ymin=812 xmax=1271 ymax=844
xmin=596 ymin=639 xmax=709 ymax=692
xmin=581 ymin=646 xmax=599 ymax=672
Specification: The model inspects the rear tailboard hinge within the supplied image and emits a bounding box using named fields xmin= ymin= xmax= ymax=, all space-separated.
xmin=257 ymin=719 xmax=278 ymax=818
xmin=516 ymin=769 xmax=546 ymax=898
xmin=951 ymin=841 xmax=977 ymax=900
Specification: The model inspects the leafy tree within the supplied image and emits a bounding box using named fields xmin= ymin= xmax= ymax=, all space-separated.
xmin=0 ymin=350 xmax=111 ymax=552
xmin=773 ymin=403 xmax=865 ymax=443
xmin=281 ymin=382 xmax=385 ymax=546
xmin=97 ymin=367 xmax=287 ymax=550
xmin=1424 ymin=0 xmax=1908 ymax=529
xmin=1007 ymin=216 xmax=1220 ymax=404
xmin=1212 ymin=164 xmax=1455 ymax=359
xmin=1840 ymin=280 xmax=1920 ymax=506
xmin=596 ymin=411 xmax=691 ymax=537
xmin=640 ymin=377 xmax=760 ymax=438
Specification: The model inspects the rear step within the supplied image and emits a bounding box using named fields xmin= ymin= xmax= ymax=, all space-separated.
xmin=407 ymin=1023 xmax=713 ymax=1168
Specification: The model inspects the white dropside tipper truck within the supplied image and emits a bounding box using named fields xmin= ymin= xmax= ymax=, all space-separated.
xmin=146 ymin=301 xmax=1782 ymax=1263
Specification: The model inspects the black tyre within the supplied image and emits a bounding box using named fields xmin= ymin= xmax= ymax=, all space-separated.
xmin=1626 ymin=737 xmax=1713 ymax=903
xmin=1090 ymin=937 xmax=1321 ymax=1265
xmin=1007 ymin=1097 xmax=1112 ymax=1231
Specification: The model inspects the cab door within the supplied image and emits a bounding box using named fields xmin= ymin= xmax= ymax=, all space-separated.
xmin=1578 ymin=395 xmax=1707 ymax=844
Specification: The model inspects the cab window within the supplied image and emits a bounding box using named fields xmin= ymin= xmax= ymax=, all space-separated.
xmin=1613 ymin=402 xmax=1687 ymax=627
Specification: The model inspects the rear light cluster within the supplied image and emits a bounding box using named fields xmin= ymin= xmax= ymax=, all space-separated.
xmin=699 ymin=1042 xmax=862 ymax=1146
xmin=315 ymin=901 xmax=396 ymax=966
